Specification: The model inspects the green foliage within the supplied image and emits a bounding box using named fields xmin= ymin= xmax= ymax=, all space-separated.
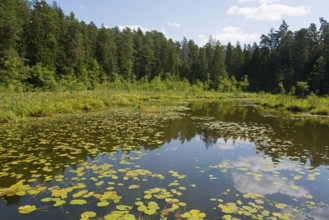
xmin=0 ymin=57 xmax=29 ymax=91
xmin=239 ymin=75 xmax=249 ymax=92
xmin=253 ymin=93 xmax=329 ymax=115
xmin=0 ymin=0 xmax=328 ymax=96
xmin=218 ymin=76 xmax=238 ymax=92
xmin=217 ymin=75 xmax=249 ymax=92
xmin=29 ymin=63 xmax=58 ymax=91
xmin=0 ymin=0 xmax=29 ymax=56
xmin=278 ymin=82 xmax=286 ymax=94
xmin=27 ymin=0 xmax=60 ymax=68
xmin=309 ymin=56 xmax=327 ymax=94
xmin=0 ymin=89 xmax=209 ymax=122
xmin=295 ymin=81 xmax=309 ymax=98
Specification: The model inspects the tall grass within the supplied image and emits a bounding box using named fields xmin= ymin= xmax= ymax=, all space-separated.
xmin=1 ymin=79 xmax=328 ymax=123
xmin=253 ymin=93 xmax=329 ymax=115
xmin=0 ymin=89 xmax=245 ymax=123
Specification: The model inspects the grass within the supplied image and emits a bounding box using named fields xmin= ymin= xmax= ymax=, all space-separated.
xmin=0 ymin=89 xmax=245 ymax=123
xmin=1 ymin=89 xmax=329 ymax=123
xmin=251 ymin=93 xmax=329 ymax=116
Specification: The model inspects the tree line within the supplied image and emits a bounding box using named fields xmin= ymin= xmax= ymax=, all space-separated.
xmin=1 ymin=0 xmax=329 ymax=95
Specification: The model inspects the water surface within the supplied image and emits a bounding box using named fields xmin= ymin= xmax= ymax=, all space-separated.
xmin=1 ymin=101 xmax=329 ymax=219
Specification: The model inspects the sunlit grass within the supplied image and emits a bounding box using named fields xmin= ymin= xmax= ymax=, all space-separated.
xmin=1 ymin=90 xmax=328 ymax=123
xmin=0 ymin=90 xmax=242 ymax=122
xmin=252 ymin=93 xmax=329 ymax=115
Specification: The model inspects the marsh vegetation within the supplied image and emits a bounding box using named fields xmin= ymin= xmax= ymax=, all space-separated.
xmin=1 ymin=101 xmax=329 ymax=219
xmin=1 ymin=1 xmax=329 ymax=219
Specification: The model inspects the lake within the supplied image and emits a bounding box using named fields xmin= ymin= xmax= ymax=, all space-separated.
xmin=1 ymin=100 xmax=329 ymax=220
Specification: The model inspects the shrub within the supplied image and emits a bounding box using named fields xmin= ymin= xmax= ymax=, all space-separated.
xmin=295 ymin=81 xmax=309 ymax=98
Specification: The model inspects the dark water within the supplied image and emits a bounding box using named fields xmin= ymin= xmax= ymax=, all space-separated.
xmin=1 ymin=101 xmax=329 ymax=219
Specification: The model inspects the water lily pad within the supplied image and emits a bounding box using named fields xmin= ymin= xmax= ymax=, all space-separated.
xmin=190 ymin=209 xmax=201 ymax=215
xmin=104 ymin=211 xmax=136 ymax=220
xmin=275 ymin=203 xmax=287 ymax=209
xmin=116 ymin=205 xmax=131 ymax=211
xmin=73 ymin=190 xmax=88 ymax=198
xmin=128 ymin=185 xmax=140 ymax=190
xmin=304 ymin=193 xmax=313 ymax=199
xmin=54 ymin=200 xmax=66 ymax=207
xmin=18 ymin=205 xmax=37 ymax=214
xmin=70 ymin=199 xmax=87 ymax=205
xmin=41 ymin=198 xmax=53 ymax=202
xmin=80 ymin=211 xmax=96 ymax=220
xmin=97 ymin=201 xmax=109 ymax=207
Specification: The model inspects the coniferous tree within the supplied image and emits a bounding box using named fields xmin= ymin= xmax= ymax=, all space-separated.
xmin=116 ymin=27 xmax=134 ymax=81
xmin=0 ymin=1 xmax=329 ymax=94
xmin=0 ymin=0 xmax=29 ymax=58
xmin=96 ymin=26 xmax=117 ymax=79
xmin=27 ymin=0 xmax=59 ymax=68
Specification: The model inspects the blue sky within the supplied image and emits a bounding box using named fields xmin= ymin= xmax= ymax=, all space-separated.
xmin=46 ymin=0 xmax=328 ymax=46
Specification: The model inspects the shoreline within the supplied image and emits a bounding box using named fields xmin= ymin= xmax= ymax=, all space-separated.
xmin=1 ymin=90 xmax=328 ymax=123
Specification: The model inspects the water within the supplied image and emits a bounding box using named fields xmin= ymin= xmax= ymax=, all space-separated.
xmin=0 ymin=101 xmax=329 ymax=219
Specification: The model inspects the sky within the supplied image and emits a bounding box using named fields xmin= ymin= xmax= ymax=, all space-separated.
xmin=45 ymin=0 xmax=329 ymax=46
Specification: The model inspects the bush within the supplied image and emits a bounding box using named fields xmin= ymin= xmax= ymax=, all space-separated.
xmin=0 ymin=57 xmax=30 ymax=91
xmin=29 ymin=63 xmax=58 ymax=91
xmin=295 ymin=81 xmax=309 ymax=98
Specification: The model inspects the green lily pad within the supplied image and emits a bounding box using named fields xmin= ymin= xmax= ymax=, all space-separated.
xmin=73 ymin=190 xmax=88 ymax=198
xmin=70 ymin=199 xmax=87 ymax=205
xmin=97 ymin=201 xmax=110 ymax=207
xmin=81 ymin=211 xmax=96 ymax=220
xmin=41 ymin=198 xmax=53 ymax=202
xmin=18 ymin=205 xmax=37 ymax=214
xmin=128 ymin=185 xmax=140 ymax=190
xmin=54 ymin=200 xmax=66 ymax=207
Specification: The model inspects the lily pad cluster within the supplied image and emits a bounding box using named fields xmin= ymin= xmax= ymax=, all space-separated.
xmin=0 ymin=102 xmax=329 ymax=220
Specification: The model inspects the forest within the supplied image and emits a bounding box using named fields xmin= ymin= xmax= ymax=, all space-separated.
xmin=1 ymin=0 xmax=329 ymax=96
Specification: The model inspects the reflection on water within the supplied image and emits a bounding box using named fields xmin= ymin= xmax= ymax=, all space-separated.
xmin=232 ymin=172 xmax=309 ymax=198
xmin=0 ymin=101 xmax=329 ymax=219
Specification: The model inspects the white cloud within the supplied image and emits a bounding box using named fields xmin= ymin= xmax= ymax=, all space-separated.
xmin=160 ymin=27 xmax=167 ymax=35
xmin=116 ymin=25 xmax=150 ymax=33
xmin=309 ymin=207 xmax=329 ymax=220
xmin=230 ymin=156 xmax=298 ymax=172
xmin=198 ymin=34 xmax=209 ymax=46
xmin=199 ymin=26 xmax=258 ymax=45
xmin=80 ymin=5 xmax=85 ymax=9
xmin=259 ymin=0 xmax=281 ymax=4
xmin=216 ymin=139 xmax=236 ymax=150
xmin=230 ymin=155 xmax=309 ymax=198
xmin=216 ymin=138 xmax=249 ymax=150
xmin=167 ymin=22 xmax=182 ymax=28
xmin=238 ymin=0 xmax=256 ymax=3
xmin=165 ymin=145 xmax=178 ymax=151
xmin=228 ymin=2 xmax=311 ymax=21
xmin=232 ymin=172 xmax=309 ymax=198
xmin=238 ymin=0 xmax=283 ymax=4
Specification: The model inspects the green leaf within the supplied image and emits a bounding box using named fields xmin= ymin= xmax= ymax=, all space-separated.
xmin=72 ymin=190 xmax=88 ymax=198
xmin=18 ymin=205 xmax=37 ymax=214
xmin=116 ymin=205 xmax=131 ymax=211
xmin=275 ymin=203 xmax=287 ymax=209
xmin=70 ymin=199 xmax=87 ymax=205
xmin=41 ymin=198 xmax=53 ymax=202
xmin=54 ymin=200 xmax=66 ymax=207
xmin=97 ymin=201 xmax=109 ymax=207
xmin=128 ymin=185 xmax=140 ymax=190
xmin=80 ymin=211 xmax=96 ymax=220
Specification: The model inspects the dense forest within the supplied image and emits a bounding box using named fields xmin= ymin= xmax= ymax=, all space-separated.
xmin=1 ymin=0 xmax=329 ymax=95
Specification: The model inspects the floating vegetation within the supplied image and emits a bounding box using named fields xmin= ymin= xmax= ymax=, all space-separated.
xmin=180 ymin=209 xmax=207 ymax=219
xmin=18 ymin=205 xmax=37 ymax=214
xmin=80 ymin=211 xmax=96 ymax=220
xmin=1 ymin=101 xmax=329 ymax=219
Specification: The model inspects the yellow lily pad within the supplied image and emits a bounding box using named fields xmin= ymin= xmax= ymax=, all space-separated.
xmin=18 ymin=205 xmax=37 ymax=214
xmin=70 ymin=199 xmax=87 ymax=205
